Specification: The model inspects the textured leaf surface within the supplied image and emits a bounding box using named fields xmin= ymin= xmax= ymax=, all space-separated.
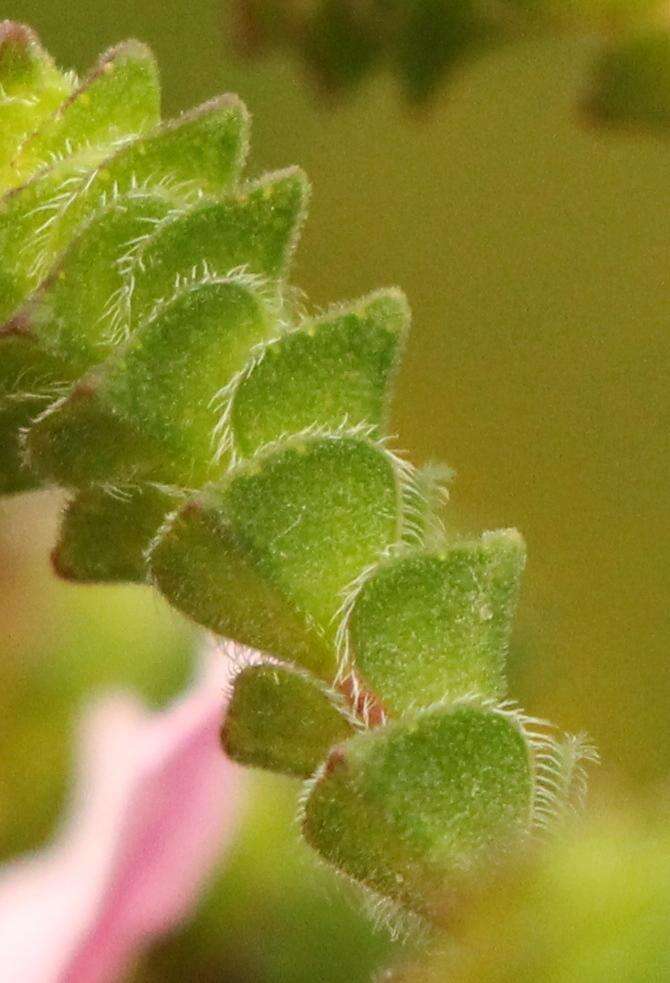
xmin=230 ymin=290 xmax=408 ymax=458
xmin=23 ymin=381 xmax=162 ymax=488
xmin=151 ymin=433 xmax=404 ymax=677
xmin=9 ymin=39 xmax=160 ymax=185
xmin=0 ymin=21 xmax=73 ymax=192
xmin=26 ymin=278 xmax=274 ymax=486
xmin=149 ymin=500 xmax=335 ymax=676
xmin=1 ymin=192 xmax=172 ymax=392
xmin=0 ymin=327 xmax=67 ymax=494
xmin=222 ymin=663 xmax=353 ymax=776
xmin=302 ymin=702 xmax=533 ymax=919
xmin=222 ymin=434 xmax=403 ymax=639
xmin=0 ymin=318 xmax=68 ymax=399
xmin=0 ymin=401 xmax=43 ymax=493
xmin=348 ymin=530 xmax=526 ymax=715
xmin=129 ymin=167 xmax=308 ymax=328
xmin=0 ymin=94 xmax=249 ymax=323
xmin=52 ymin=485 xmax=175 ymax=583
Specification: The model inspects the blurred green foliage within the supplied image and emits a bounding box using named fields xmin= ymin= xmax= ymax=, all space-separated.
xmin=233 ymin=0 xmax=670 ymax=126
xmin=389 ymin=800 xmax=670 ymax=981
xmin=0 ymin=494 xmax=195 ymax=858
xmin=1 ymin=0 xmax=669 ymax=979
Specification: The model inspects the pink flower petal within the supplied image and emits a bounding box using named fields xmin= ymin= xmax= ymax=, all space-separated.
xmin=0 ymin=640 xmax=245 ymax=983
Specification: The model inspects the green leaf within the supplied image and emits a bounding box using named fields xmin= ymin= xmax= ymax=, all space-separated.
xmin=222 ymin=663 xmax=354 ymax=776
xmin=0 ymin=314 xmax=69 ymax=399
xmin=229 ymin=289 xmax=409 ymax=458
xmin=0 ymin=325 xmax=67 ymax=494
xmin=0 ymin=94 xmax=249 ymax=322
xmin=22 ymin=380 xmax=162 ymax=488
xmin=347 ymin=530 xmax=526 ymax=716
xmin=302 ymin=701 xmax=534 ymax=920
xmin=0 ymin=400 xmax=43 ymax=493
xmin=0 ymin=192 xmax=172 ymax=407
xmin=149 ymin=498 xmax=335 ymax=676
xmin=586 ymin=28 xmax=670 ymax=129
xmin=107 ymin=93 xmax=249 ymax=197
xmin=222 ymin=432 xmax=404 ymax=642
xmin=9 ymin=39 xmax=160 ymax=185
xmin=128 ymin=167 xmax=309 ymax=327
xmin=151 ymin=432 xmax=405 ymax=678
xmin=52 ymin=484 xmax=175 ymax=583
xmin=0 ymin=22 xmax=73 ymax=192
xmin=25 ymin=277 xmax=274 ymax=487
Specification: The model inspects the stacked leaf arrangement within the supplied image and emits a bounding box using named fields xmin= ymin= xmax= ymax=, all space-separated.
xmin=234 ymin=0 xmax=670 ymax=128
xmin=0 ymin=23 xmax=596 ymax=932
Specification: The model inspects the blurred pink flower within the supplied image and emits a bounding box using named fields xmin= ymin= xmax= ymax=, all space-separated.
xmin=0 ymin=641 xmax=244 ymax=983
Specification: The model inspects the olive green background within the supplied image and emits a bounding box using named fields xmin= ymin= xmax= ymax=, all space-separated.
xmin=1 ymin=1 xmax=668 ymax=980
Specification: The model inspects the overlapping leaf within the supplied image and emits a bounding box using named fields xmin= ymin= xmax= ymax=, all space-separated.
xmin=222 ymin=663 xmax=354 ymax=776
xmin=346 ymin=530 xmax=526 ymax=715
xmin=151 ymin=432 xmax=407 ymax=677
xmin=1 ymin=24 xmax=594 ymax=927
xmin=302 ymin=702 xmax=535 ymax=919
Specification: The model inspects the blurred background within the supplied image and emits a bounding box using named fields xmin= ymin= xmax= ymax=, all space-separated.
xmin=1 ymin=1 xmax=669 ymax=979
